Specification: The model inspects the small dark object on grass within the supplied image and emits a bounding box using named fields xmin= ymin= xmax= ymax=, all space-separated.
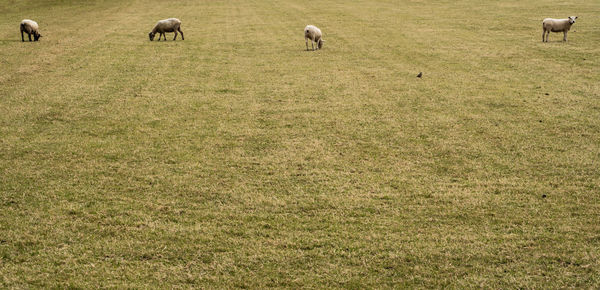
xmin=417 ymin=72 xmax=422 ymax=78
xmin=542 ymin=194 xmax=547 ymax=198
xmin=545 ymin=93 xmax=549 ymax=96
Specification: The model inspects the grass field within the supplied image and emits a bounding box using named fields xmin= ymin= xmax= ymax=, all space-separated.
xmin=1 ymin=0 xmax=600 ymax=287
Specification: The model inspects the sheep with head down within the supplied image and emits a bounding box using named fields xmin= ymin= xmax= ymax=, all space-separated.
xmin=304 ymin=25 xmax=324 ymax=51
xmin=149 ymin=18 xmax=184 ymax=41
xmin=542 ymin=16 xmax=577 ymax=42
xmin=20 ymin=19 xmax=42 ymax=42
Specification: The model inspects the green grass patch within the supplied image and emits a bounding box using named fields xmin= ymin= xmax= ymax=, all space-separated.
xmin=1 ymin=0 xmax=599 ymax=287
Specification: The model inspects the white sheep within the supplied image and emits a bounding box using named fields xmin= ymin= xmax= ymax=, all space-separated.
xmin=542 ymin=16 xmax=577 ymax=42
xmin=149 ymin=18 xmax=184 ymax=41
xmin=20 ymin=19 xmax=41 ymax=42
xmin=304 ymin=25 xmax=323 ymax=51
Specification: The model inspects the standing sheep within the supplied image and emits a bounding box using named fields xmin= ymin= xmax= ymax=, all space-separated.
xmin=20 ymin=19 xmax=41 ymax=42
xmin=149 ymin=18 xmax=184 ymax=41
xmin=542 ymin=16 xmax=577 ymax=42
xmin=304 ymin=25 xmax=324 ymax=51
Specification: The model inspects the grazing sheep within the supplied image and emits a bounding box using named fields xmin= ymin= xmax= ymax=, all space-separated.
xmin=542 ymin=16 xmax=577 ymax=42
xmin=20 ymin=19 xmax=41 ymax=42
xmin=304 ymin=25 xmax=323 ymax=51
xmin=149 ymin=18 xmax=183 ymax=41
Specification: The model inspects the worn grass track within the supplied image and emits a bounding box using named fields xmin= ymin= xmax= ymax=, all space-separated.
xmin=1 ymin=0 xmax=599 ymax=287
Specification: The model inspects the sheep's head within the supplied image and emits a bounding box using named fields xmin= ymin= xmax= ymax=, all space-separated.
xmin=33 ymin=32 xmax=41 ymax=41
xmin=568 ymin=16 xmax=578 ymax=24
xmin=318 ymin=39 xmax=324 ymax=49
xmin=149 ymin=32 xmax=155 ymax=41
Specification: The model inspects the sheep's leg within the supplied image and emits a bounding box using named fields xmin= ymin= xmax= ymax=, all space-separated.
xmin=173 ymin=31 xmax=178 ymax=40
xmin=178 ymin=28 xmax=184 ymax=40
xmin=21 ymin=30 xmax=24 ymax=42
xmin=542 ymin=30 xmax=546 ymax=42
xmin=28 ymin=32 xmax=32 ymax=42
xmin=563 ymin=31 xmax=567 ymax=42
xmin=311 ymin=41 xmax=314 ymax=51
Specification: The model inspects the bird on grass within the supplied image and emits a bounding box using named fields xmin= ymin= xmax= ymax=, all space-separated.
xmin=417 ymin=72 xmax=423 ymax=78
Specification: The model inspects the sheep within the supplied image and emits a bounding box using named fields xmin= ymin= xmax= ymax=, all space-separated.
xmin=542 ymin=16 xmax=577 ymax=42
xmin=304 ymin=25 xmax=324 ymax=51
xmin=20 ymin=19 xmax=41 ymax=42
xmin=149 ymin=18 xmax=184 ymax=41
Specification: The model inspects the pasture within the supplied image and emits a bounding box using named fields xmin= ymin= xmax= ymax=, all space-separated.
xmin=1 ymin=0 xmax=599 ymax=287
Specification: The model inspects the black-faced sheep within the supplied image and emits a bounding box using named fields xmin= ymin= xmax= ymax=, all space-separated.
xmin=542 ymin=16 xmax=577 ymax=42
xmin=149 ymin=18 xmax=184 ymax=41
xmin=20 ymin=19 xmax=41 ymax=42
xmin=304 ymin=25 xmax=323 ymax=51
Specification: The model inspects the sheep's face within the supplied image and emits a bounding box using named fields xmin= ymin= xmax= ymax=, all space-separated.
xmin=568 ymin=16 xmax=577 ymax=24
xmin=149 ymin=32 xmax=155 ymax=41
xmin=33 ymin=32 xmax=41 ymax=41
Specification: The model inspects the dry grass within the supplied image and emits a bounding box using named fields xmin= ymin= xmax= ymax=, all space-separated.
xmin=1 ymin=0 xmax=599 ymax=287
